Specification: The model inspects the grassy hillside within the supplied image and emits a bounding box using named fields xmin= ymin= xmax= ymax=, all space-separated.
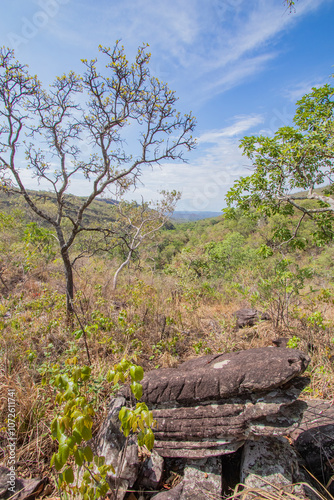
xmin=0 ymin=189 xmax=334 ymax=496
xmin=0 ymin=189 xmax=119 ymax=227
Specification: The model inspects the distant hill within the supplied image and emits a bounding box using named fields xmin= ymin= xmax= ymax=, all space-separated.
xmin=0 ymin=190 xmax=223 ymax=225
xmin=172 ymin=211 xmax=222 ymax=222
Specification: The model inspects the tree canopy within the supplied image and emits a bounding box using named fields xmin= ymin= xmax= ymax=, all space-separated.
xmin=0 ymin=42 xmax=196 ymax=313
xmin=225 ymin=82 xmax=334 ymax=248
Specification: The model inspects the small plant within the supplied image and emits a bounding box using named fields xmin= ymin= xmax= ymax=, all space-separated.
xmin=193 ymin=340 xmax=212 ymax=355
xmin=50 ymin=356 xmax=156 ymax=499
xmin=307 ymin=311 xmax=326 ymax=331
xmin=251 ymin=259 xmax=313 ymax=327
xmin=287 ymin=336 xmax=301 ymax=349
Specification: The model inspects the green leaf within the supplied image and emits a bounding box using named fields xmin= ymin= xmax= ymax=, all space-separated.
xmin=83 ymin=445 xmax=93 ymax=463
xmin=52 ymin=452 xmax=64 ymax=471
xmin=106 ymin=369 xmax=115 ymax=383
xmin=81 ymin=426 xmax=92 ymax=441
xmin=74 ymin=416 xmax=85 ymax=433
xmin=74 ymin=329 xmax=83 ymax=339
xmin=64 ymin=466 xmax=74 ymax=484
xmin=82 ymin=470 xmax=91 ymax=482
xmin=74 ymin=448 xmax=84 ymax=467
xmin=118 ymin=407 xmax=129 ymax=422
xmin=143 ymin=428 xmax=155 ymax=450
xmin=72 ymin=429 xmax=83 ymax=445
xmin=130 ymin=381 xmax=143 ymax=400
xmin=81 ymin=366 xmax=91 ymax=380
xmin=130 ymin=365 xmax=144 ymax=382
xmin=58 ymin=443 xmax=70 ymax=466
xmin=66 ymin=435 xmax=78 ymax=449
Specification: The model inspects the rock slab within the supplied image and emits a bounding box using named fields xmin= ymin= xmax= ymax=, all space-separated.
xmin=289 ymin=399 xmax=334 ymax=494
xmin=141 ymin=347 xmax=309 ymax=405
xmin=140 ymin=348 xmax=310 ymax=458
xmin=0 ymin=466 xmax=46 ymax=500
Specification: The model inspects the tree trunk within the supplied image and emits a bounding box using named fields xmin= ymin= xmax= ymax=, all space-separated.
xmin=112 ymin=250 xmax=133 ymax=291
xmin=61 ymin=247 xmax=74 ymax=316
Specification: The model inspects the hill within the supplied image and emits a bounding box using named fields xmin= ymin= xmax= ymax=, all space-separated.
xmin=171 ymin=210 xmax=222 ymax=222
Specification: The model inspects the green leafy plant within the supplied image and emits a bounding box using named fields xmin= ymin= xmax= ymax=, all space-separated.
xmin=287 ymin=336 xmax=301 ymax=349
xmin=251 ymin=258 xmax=313 ymax=327
xmin=50 ymin=360 xmax=112 ymax=499
xmin=50 ymin=356 xmax=155 ymax=499
xmin=193 ymin=340 xmax=212 ymax=355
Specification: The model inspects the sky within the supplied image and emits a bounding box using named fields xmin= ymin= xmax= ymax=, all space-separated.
xmin=1 ymin=0 xmax=334 ymax=211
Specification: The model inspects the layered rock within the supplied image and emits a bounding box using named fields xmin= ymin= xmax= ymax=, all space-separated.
xmin=140 ymin=348 xmax=310 ymax=458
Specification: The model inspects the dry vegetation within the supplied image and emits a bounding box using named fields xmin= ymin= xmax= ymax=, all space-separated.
xmin=1 ymin=201 xmax=334 ymax=498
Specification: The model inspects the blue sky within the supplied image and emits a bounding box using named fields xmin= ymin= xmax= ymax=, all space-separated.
xmin=1 ymin=0 xmax=334 ymax=211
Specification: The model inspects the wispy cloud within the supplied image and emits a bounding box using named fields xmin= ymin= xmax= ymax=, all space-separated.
xmin=35 ymin=0 xmax=328 ymax=99
xmin=284 ymin=79 xmax=329 ymax=101
xmin=198 ymin=114 xmax=264 ymax=142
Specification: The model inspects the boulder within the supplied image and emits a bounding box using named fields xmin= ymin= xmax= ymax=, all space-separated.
xmin=139 ymin=348 xmax=310 ymax=458
xmin=241 ymin=436 xmax=314 ymax=498
xmin=137 ymin=450 xmax=164 ymax=489
xmin=272 ymin=337 xmax=289 ymax=348
xmin=152 ymin=457 xmax=222 ymax=500
xmin=289 ymin=399 xmax=334 ymax=494
xmin=234 ymin=309 xmax=271 ymax=329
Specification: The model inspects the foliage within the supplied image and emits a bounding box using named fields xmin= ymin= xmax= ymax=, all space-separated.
xmin=1 ymin=187 xmax=334 ymax=496
xmin=0 ymin=43 xmax=195 ymax=313
xmin=50 ymin=355 xmax=155 ymax=498
xmin=250 ymin=258 xmax=313 ymax=327
xmin=225 ymin=83 xmax=334 ymax=248
xmin=111 ymin=191 xmax=181 ymax=290
xmin=23 ymin=222 xmax=57 ymax=265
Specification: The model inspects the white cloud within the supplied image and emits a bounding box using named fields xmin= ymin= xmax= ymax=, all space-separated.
xmin=32 ymin=0 xmax=328 ymax=101
xmin=198 ymin=115 xmax=264 ymax=142
xmin=130 ymin=114 xmax=263 ymax=211
xmin=284 ymin=79 xmax=328 ymax=101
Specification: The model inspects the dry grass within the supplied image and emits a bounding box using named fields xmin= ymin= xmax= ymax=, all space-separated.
xmin=1 ymin=254 xmax=334 ymax=497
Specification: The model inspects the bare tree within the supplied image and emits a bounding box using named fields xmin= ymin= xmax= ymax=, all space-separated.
xmin=112 ymin=190 xmax=180 ymax=290
xmin=0 ymin=43 xmax=196 ymax=315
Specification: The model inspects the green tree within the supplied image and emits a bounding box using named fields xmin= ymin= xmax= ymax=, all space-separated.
xmin=111 ymin=190 xmax=181 ymax=290
xmin=0 ymin=43 xmax=195 ymax=315
xmin=225 ymin=83 xmax=334 ymax=248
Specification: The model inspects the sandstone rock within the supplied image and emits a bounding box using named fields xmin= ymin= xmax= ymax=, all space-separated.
xmin=90 ymin=396 xmax=139 ymax=499
xmin=151 ymin=482 xmax=184 ymax=499
xmin=272 ymin=337 xmax=289 ymax=348
xmin=141 ymin=347 xmax=310 ymax=406
xmin=152 ymin=457 xmax=222 ymax=500
xmin=289 ymin=399 xmax=334 ymax=437
xmin=234 ymin=309 xmax=270 ymax=329
xmin=241 ymin=436 xmax=313 ymax=498
xmin=152 ymin=391 xmax=308 ymax=458
xmin=181 ymin=457 xmax=222 ymax=499
xmin=139 ymin=348 xmax=310 ymax=458
xmin=137 ymin=450 xmax=164 ymax=489
xmin=289 ymin=399 xmax=334 ymax=494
